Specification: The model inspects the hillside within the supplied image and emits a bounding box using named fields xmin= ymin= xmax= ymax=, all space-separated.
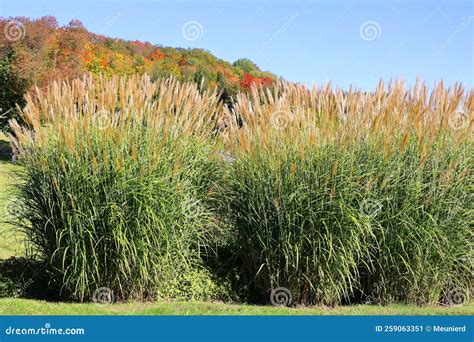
xmin=0 ymin=16 xmax=276 ymax=128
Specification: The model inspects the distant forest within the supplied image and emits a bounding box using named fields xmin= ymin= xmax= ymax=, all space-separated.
xmin=0 ymin=16 xmax=276 ymax=128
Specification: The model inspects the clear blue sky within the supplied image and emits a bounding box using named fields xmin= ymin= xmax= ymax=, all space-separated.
xmin=1 ymin=0 xmax=473 ymax=90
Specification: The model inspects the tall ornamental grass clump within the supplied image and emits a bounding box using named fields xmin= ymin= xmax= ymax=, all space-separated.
xmin=219 ymin=80 xmax=473 ymax=305
xmin=9 ymin=75 xmax=227 ymax=301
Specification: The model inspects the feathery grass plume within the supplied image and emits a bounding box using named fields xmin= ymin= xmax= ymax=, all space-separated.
xmin=9 ymin=74 xmax=228 ymax=302
xmin=7 ymin=73 xmax=473 ymax=306
xmin=219 ymin=80 xmax=473 ymax=306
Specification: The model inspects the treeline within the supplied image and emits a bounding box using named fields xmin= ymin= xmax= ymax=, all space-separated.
xmin=0 ymin=16 xmax=276 ymax=129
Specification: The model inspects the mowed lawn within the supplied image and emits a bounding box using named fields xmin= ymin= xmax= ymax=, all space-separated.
xmin=0 ymin=133 xmax=23 ymax=260
xmin=0 ymin=133 xmax=472 ymax=316
xmin=1 ymin=298 xmax=473 ymax=315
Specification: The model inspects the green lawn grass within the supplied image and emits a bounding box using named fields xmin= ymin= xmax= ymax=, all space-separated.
xmin=0 ymin=132 xmax=23 ymax=259
xmin=1 ymin=298 xmax=473 ymax=315
xmin=0 ymin=133 xmax=472 ymax=316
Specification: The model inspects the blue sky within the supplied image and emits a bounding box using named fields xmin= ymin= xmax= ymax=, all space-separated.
xmin=1 ymin=0 xmax=472 ymax=90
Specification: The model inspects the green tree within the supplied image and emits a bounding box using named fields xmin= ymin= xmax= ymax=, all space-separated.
xmin=0 ymin=48 xmax=28 ymax=130
xmin=151 ymin=58 xmax=182 ymax=80
xmin=233 ymin=58 xmax=258 ymax=74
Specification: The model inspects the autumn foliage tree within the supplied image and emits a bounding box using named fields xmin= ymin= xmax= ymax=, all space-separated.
xmin=0 ymin=16 xmax=275 ymax=129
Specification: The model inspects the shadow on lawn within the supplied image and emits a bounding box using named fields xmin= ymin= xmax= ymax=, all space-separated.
xmin=0 ymin=139 xmax=13 ymax=162
xmin=0 ymin=257 xmax=60 ymax=301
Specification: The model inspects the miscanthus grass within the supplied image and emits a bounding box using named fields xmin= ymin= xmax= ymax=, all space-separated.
xmin=7 ymin=75 xmax=473 ymax=306
xmin=8 ymin=74 xmax=227 ymax=301
xmin=219 ymin=80 xmax=473 ymax=306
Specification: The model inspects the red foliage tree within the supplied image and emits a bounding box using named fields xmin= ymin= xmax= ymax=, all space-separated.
xmin=240 ymin=73 xmax=256 ymax=90
xmin=240 ymin=73 xmax=274 ymax=90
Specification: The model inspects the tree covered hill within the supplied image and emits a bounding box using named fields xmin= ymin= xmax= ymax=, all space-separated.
xmin=0 ymin=16 xmax=276 ymax=128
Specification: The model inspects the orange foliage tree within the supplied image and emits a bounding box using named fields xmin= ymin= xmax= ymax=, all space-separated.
xmin=0 ymin=16 xmax=276 ymax=128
